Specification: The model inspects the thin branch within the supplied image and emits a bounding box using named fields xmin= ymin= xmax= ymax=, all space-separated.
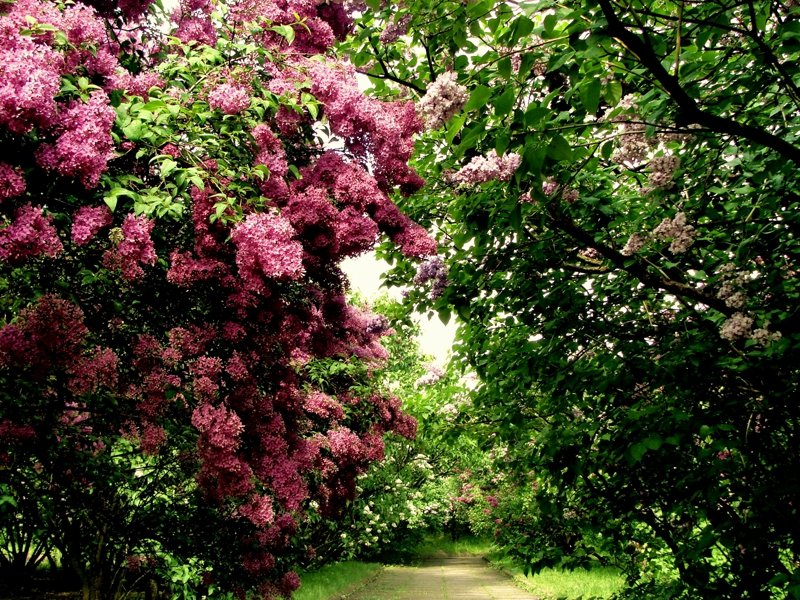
xmin=597 ymin=0 xmax=800 ymax=165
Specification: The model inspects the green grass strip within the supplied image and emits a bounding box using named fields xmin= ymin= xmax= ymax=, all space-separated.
xmin=294 ymin=561 xmax=382 ymax=600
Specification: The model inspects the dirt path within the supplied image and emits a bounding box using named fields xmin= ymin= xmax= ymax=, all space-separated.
xmin=345 ymin=556 xmax=538 ymax=600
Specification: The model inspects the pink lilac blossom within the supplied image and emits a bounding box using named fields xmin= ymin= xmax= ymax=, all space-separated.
xmin=252 ymin=124 xmax=289 ymax=200
xmin=0 ymin=295 xmax=87 ymax=374
xmin=306 ymin=60 xmax=423 ymax=192
xmin=117 ymin=0 xmax=157 ymax=21
xmin=0 ymin=204 xmax=63 ymax=263
xmin=231 ymin=213 xmax=304 ymax=289
xmin=191 ymin=402 xmax=244 ymax=452
xmin=167 ymin=251 xmax=227 ymax=286
xmin=304 ymin=391 xmax=345 ymax=420
xmin=238 ymin=494 xmax=275 ymax=527
xmin=334 ymin=207 xmax=379 ymax=257
xmin=542 ymin=178 xmax=558 ymax=196
xmin=71 ymin=205 xmax=113 ymax=245
xmin=327 ymin=427 xmax=365 ymax=462
xmin=161 ymin=143 xmax=180 ymax=157
xmin=0 ymin=421 xmax=36 ymax=449
xmin=103 ymin=214 xmax=157 ymax=280
xmin=68 ymin=346 xmax=119 ymax=395
xmin=173 ymin=15 xmax=217 ymax=46
xmin=417 ymin=71 xmax=469 ymax=130
xmin=241 ymin=551 xmax=275 ymax=577
xmin=36 ymin=90 xmax=116 ymax=189
xmin=208 ymin=83 xmax=251 ymax=115
xmin=379 ymin=13 xmax=411 ymax=44
xmin=140 ymin=423 xmax=167 ymax=455
xmin=389 ymin=224 xmax=438 ymax=258
xmin=561 ymin=188 xmax=579 ymax=203
xmin=279 ymin=572 xmax=301 ymax=596
xmin=451 ymin=150 xmax=522 ymax=186
xmin=415 ymin=364 xmax=444 ymax=386
xmin=167 ymin=325 xmax=215 ymax=359
xmin=0 ymin=33 xmax=62 ymax=134
xmin=0 ymin=162 xmax=26 ymax=200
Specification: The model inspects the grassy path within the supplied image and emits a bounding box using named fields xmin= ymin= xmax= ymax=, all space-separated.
xmin=344 ymin=556 xmax=540 ymax=600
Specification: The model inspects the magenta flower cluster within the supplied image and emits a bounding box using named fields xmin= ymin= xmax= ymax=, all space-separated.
xmin=0 ymin=162 xmax=26 ymax=201
xmin=71 ymin=205 xmax=113 ymax=246
xmin=231 ymin=213 xmax=304 ymax=290
xmin=103 ymin=214 xmax=157 ymax=280
xmin=208 ymin=82 xmax=252 ymax=115
xmin=0 ymin=204 xmax=62 ymax=263
xmin=36 ymin=91 xmax=116 ymax=189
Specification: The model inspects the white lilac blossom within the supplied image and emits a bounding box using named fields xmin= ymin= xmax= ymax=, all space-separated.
xmin=750 ymin=327 xmax=782 ymax=346
xmin=621 ymin=232 xmax=648 ymax=256
xmin=720 ymin=312 xmax=754 ymax=341
xmin=415 ymin=365 xmax=444 ymax=386
xmin=451 ymin=150 xmax=521 ymax=186
xmin=716 ymin=264 xmax=750 ymax=309
xmin=416 ymin=71 xmax=469 ymax=130
xmin=653 ymin=212 xmax=695 ymax=254
xmin=648 ymin=155 xmax=681 ymax=190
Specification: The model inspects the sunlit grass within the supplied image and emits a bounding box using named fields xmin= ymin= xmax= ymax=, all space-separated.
xmin=293 ymin=561 xmax=382 ymax=600
xmin=490 ymin=555 xmax=624 ymax=599
xmin=412 ymin=533 xmax=496 ymax=557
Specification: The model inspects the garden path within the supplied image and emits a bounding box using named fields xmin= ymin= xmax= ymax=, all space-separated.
xmin=345 ymin=556 xmax=538 ymax=600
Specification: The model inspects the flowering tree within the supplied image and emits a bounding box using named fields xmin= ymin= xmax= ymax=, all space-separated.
xmin=295 ymin=296 xmax=487 ymax=564
xmin=344 ymin=1 xmax=800 ymax=598
xmin=0 ymin=0 xmax=435 ymax=598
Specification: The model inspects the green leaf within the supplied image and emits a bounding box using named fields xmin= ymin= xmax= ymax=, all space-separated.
xmin=605 ymin=80 xmax=623 ymax=106
xmin=546 ymin=135 xmax=573 ymax=161
xmin=494 ymin=88 xmax=516 ymax=116
xmin=543 ymin=13 xmax=558 ymax=37
xmin=140 ymin=100 xmax=167 ymax=112
xmin=630 ymin=442 xmax=648 ymax=462
xmin=288 ymin=164 xmax=302 ymax=180
xmin=464 ymin=85 xmax=492 ymax=112
xmin=445 ymin=112 xmax=467 ymax=143
xmin=160 ymin=159 xmax=177 ymax=178
xmin=271 ymin=24 xmax=295 ymax=44
xmin=509 ymin=15 xmax=534 ymax=45
xmin=581 ymin=77 xmax=601 ymax=114
xmin=497 ymin=57 xmax=513 ymax=80
xmin=122 ymin=120 xmax=146 ymax=141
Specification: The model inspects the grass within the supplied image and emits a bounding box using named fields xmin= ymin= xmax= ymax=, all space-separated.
xmin=411 ymin=534 xmax=495 ymax=558
xmin=489 ymin=555 xmax=625 ymax=599
xmin=293 ymin=560 xmax=382 ymax=600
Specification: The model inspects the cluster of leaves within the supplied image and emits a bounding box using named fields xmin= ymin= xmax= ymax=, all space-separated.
xmin=343 ymin=0 xmax=800 ymax=598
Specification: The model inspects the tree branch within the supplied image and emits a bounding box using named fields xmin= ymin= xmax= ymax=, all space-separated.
xmin=545 ymin=204 xmax=732 ymax=315
xmin=597 ymin=0 xmax=800 ymax=166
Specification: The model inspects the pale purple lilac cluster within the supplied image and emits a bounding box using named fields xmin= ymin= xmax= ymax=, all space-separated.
xmin=417 ymin=71 xmax=469 ymax=130
xmin=452 ymin=150 xmax=521 ymax=186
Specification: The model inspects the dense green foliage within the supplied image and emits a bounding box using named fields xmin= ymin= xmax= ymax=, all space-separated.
xmin=343 ymin=1 xmax=800 ymax=598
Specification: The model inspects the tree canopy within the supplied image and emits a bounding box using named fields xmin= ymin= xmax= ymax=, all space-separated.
xmin=345 ymin=0 xmax=800 ymax=598
xmin=2 ymin=0 xmax=800 ymax=599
